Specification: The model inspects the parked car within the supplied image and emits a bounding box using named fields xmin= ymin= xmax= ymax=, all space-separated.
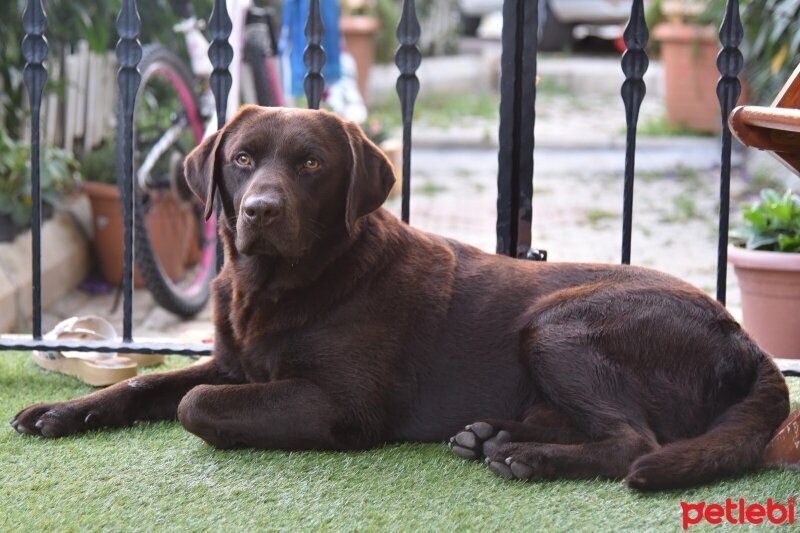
xmin=460 ymin=0 xmax=634 ymax=50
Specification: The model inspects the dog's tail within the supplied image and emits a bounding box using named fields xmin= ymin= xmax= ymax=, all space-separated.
xmin=625 ymin=345 xmax=788 ymax=491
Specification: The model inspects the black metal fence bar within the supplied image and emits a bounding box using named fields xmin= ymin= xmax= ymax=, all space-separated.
xmin=303 ymin=0 xmax=325 ymax=109
xmin=115 ymin=0 xmax=142 ymax=342
xmin=209 ymin=0 xmax=234 ymax=271
xmin=0 ymin=338 xmax=211 ymax=356
xmin=496 ymin=0 xmax=537 ymax=258
xmin=715 ymin=0 xmax=744 ymax=305
xmin=21 ymin=0 xmax=47 ymax=340
xmin=619 ymin=0 xmax=649 ymax=265
xmin=395 ymin=0 xmax=421 ymax=224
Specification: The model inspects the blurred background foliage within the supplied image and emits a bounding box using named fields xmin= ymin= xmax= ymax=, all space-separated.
xmin=0 ymin=0 xmax=214 ymax=139
xmin=740 ymin=0 xmax=800 ymax=104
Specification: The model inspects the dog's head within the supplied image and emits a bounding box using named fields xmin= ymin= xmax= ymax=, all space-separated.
xmin=184 ymin=106 xmax=396 ymax=258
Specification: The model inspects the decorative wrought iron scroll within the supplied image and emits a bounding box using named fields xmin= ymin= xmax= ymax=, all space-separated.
xmin=22 ymin=0 xmax=48 ymax=339
xmin=304 ymin=0 xmax=326 ymax=109
xmin=115 ymin=0 xmax=142 ymax=342
xmin=209 ymin=0 xmax=233 ymax=128
xmin=395 ymin=0 xmax=422 ymax=223
xmin=208 ymin=0 xmax=234 ymax=270
xmin=715 ymin=0 xmax=744 ymax=305
xmin=619 ymin=0 xmax=649 ymax=265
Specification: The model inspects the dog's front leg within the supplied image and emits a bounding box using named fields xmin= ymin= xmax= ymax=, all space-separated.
xmin=177 ymin=380 xmax=368 ymax=450
xmin=11 ymin=359 xmax=239 ymax=438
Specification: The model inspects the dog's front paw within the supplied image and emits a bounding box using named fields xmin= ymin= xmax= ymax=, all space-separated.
xmin=10 ymin=402 xmax=100 ymax=438
xmin=486 ymin=442 xmax=555 ymax=481
xmin=448 ymin=421 xmax=512 ymax=460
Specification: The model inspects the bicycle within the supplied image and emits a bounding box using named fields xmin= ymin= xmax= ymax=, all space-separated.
xmin=120 ymin=0 xmax=283 ymax=317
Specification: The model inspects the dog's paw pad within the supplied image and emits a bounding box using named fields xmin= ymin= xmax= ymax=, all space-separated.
xmin=454 ymin=430 xmax=478 ymax=449
xmin=468 ymin=421 xmax=495 ymax=440
xmin=482 ymin=429 xmax=511 ymax=457
xmin=450 ymin=444 xmax=480 ymax=459
xmin=489 ymin=460 xmax=514 ymax=480
xmin=448 ymin=421 xmax=504 ymax=461
xmin=509 ymin=460 xmax=535 ymax=480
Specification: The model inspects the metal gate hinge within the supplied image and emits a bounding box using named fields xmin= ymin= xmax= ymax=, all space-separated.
xmin=525 ymin=248 xmax=548 ymax=261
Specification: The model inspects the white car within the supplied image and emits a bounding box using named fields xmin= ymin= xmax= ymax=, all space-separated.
xmin=460 ymin=0 xmax=635 ymax=50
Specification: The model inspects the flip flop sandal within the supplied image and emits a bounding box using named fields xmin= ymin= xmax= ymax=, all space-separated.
xmin=33 ymin=349 xmax=137 ymax=387
xmin=32 ymin=316 xmax=156 ymax=387
xmin=48 ymin=315 xmax=165 ymax=368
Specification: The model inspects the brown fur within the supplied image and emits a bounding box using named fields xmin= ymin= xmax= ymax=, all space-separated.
xmin=12 ymin=106 xmax=789 ymax=491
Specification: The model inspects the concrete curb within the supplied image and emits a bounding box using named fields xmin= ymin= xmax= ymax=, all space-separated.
xmin=0 ymin=195 xmax=91 ymax=333
xmin=368 ymin=51 xmax=665 ymax=105
xmin=411 ymin=126 xmax=721 ymax=152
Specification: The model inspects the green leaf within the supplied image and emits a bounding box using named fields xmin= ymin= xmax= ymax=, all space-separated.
xmin=747 ymin=234 xmax=779 ymax=250
xmin=778 ymin=233 xmax=800 ymax=252
xmin=732 ymin=188 xmax=800 ymax=253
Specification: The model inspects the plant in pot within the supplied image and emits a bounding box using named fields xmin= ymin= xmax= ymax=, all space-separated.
xmin=650 ymin=0 xmax=734 ymax=133
xmin=79 ymin=141 xmax=197 ymax=287
xmin=340 ymin=0 xmax=382 ymax=104
xmin=728 ymin=188 xmax=800 ymax=359
xmin=0 ymin=127 xmax=78 ymax=242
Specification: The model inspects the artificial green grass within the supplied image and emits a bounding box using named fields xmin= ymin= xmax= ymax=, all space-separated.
xmin=1 ymin=351 xmax=798 ymax=532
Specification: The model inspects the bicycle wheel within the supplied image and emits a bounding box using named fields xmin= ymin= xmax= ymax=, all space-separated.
xmin=120 ymin=44 xmax=215 ymax=317
xmin=243 ymin=20 xmax=284 ymax=107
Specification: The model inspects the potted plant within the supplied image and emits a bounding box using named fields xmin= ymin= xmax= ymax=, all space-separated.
xmin=650 ymin=0 xmax=734 ymax=133
xmin=340 ymin=0 xmax=382 ymax=103
xmin=79 ymin=142 xmax=196 ymax=287
xmin=728 ymin=188 xmax=800 ymax=359
xmin=0 ymin=127 xmax=78 ymax=242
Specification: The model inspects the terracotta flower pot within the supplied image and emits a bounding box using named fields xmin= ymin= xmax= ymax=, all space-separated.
xmin=340 ymin=15 xmax=380 ymax=104
xmin=83 ymin=181 xmax=195 ymax=287
xmin=728 ymin=245 xmax=800 ymax=359
xmin=653 ymin=23 xmax=748 ymax=133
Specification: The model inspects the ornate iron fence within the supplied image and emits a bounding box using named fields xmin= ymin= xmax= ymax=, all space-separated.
xmin=1 ymin=0 xmax=745 ymax=357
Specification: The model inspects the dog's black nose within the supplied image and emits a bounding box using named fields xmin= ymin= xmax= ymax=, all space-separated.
xmin=242 ymin=195 xmax=282 ymax=223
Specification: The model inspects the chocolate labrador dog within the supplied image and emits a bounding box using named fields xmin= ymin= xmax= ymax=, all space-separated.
xmin=12 ymin=106 xmax=788 ymax=491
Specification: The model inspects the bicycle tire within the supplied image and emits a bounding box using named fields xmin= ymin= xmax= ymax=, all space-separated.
xmin=118 ymin=44 xmax=215 ymax=317
xmin=243 ymin=25 xmax=283 ymax=107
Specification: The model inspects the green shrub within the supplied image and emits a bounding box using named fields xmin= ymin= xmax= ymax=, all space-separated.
xmin=0 ymin=126 xmax=79 ymax=228
xmin=741 ymin=0 xmax=800 ymax=103
xmin=0 ymin=0 xmax=215 ymax=139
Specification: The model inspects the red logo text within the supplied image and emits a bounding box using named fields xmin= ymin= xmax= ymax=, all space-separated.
xmin=681 ymin=498 xmax=795 ymax=529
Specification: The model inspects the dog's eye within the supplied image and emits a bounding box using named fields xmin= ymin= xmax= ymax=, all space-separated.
xmin=234 ymin=153 xmax=252 ymax=166
xmin=303 ymin=159 xmax=320 ymax=170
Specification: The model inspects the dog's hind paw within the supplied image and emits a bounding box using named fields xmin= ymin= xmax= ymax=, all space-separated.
xmin=447 ymin=421 xmax=511 ymax=460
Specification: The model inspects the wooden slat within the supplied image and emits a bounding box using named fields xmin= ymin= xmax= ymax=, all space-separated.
xmin=729 ymin=62 xmax=800 ymax=177
xmin=773 ymin=63 xmax=800 ymax=108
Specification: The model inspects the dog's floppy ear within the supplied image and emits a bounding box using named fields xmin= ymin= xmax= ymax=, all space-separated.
xmin=343 ymin=121 xmax=397 ymax=232
xmin=184 ymin=128 xmax=226 ymax=221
